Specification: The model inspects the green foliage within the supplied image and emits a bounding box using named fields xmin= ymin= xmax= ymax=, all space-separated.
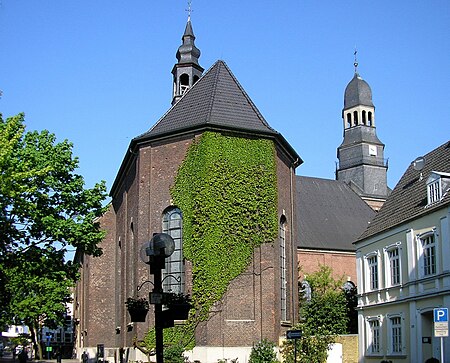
xmin=249 ymin=339 xmax=279 ymax=363
xmin=163 ymin=344 xmax=186 ymax=363
xmin=283 ymin=265 xmax=349 ymax=362
xmin=0 ymin=113 xmax=107 ymax=258
xmin=0 ymin=113 xmax=107 ymax=356
xmin=280 ymin=326 xmax=333 ymax=363
xmin=142 ymin=323 xmax=196 ymax=353
xmin=300 ymin=265 xmax=348 ymax=335
xmin=165 ymin=131 xmax=277 ymax=347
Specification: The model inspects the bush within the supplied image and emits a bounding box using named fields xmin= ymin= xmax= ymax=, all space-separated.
xmin=163 ymin=344 xmax=185 ymax=363
xmin=249 ymin=339 xmax=279 ymax=363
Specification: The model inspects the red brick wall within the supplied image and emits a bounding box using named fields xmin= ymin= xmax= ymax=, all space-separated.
xmin=298 ymin=249 xmax=357 ymax=283
xmin=78 ymin=205 xmax=117 ymax=348
xmin=81 ymin=131 xmax=299 ymax=350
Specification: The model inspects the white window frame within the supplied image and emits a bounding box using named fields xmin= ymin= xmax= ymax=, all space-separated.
xmin=417 ymin=229 xmax=438 ymax=278
xmin=366 ymin=316 xmax=382 ymax=356
xmin=387 ymin=313 xmax=405 ymax=355
xmin=383 ymin=242 xmax=402 ymax=287
xmin=364 ymin=252 xmax=379 ymax=291
xmin=426 ymin=171 xmax=450 ymax=205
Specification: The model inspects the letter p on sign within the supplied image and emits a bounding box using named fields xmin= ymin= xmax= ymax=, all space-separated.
xmin=434 ymin=308 xmax=448 ymax=323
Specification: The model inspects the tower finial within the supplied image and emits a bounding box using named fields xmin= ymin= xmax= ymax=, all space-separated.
xmin=186 ymin=0 xmax=193 ymax=21
xmin=354 ymin=47 xmax=358 ymax=73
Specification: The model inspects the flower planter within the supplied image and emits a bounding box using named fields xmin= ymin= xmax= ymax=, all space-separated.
xmin=127 ymin=308 xmax=149 ymax=322
xmin=166 ymin=302 xmax=191 ymax=320
xmin=125 ymin=297 xmax=150 ymax=322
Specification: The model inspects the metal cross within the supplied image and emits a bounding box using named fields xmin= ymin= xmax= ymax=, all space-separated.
xmin=353 ymin=47 xmax=358 ymax=73
xmin=186 ymin=0 xmax=193 ymax=20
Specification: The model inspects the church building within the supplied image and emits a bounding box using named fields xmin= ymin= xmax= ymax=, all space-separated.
xmin=75 ymin=17 xmax=300 ymax=362
xmin=74 ymin=15 xmax=390 ymax=363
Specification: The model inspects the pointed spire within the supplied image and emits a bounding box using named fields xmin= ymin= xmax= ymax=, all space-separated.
xmin=171 ymin=11 xmax=204 ymax=105
xmin=175 ymin=17 xmax=201 ymax=66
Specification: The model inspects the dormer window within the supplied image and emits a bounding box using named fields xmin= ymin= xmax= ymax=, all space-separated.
xmin=426 ymin=171 xmax=450 ymax=205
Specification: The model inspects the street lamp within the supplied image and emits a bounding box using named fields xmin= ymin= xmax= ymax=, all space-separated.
xmin=140 ymin=233 xmax=175 ymax=363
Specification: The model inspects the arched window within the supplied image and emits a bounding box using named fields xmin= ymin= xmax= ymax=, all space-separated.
xmin=280 ymin=216 xmax=287 ymax=321
xmin=193 ymin=75 xmax=200 ymax=85
xmin=353 ymin=111 xmax=359 ymax=126
xmin=362 ymin=110 xmax=367 ymax=125
xmin=346 ymin=113 xmax=351 ymax=128
xmin=368 ymin=111 xmax=373 ymax=126
xmin=162 ymin=207 xmax=184 ymax=293
xmin=180 ymin=74 xmax=190 ymax=95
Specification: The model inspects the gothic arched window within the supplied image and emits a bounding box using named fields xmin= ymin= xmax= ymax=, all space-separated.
xmin=162 ymin=207 xmax=184 ymax=293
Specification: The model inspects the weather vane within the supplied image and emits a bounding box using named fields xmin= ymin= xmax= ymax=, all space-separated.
xmin=186 ymin=0 xmax=193 ymax=20
xmin=354 ymin=47 xmax=359 ymax=73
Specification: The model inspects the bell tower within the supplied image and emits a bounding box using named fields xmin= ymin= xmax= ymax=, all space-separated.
xmin=171 ymin=12 xmax=204 ymax=105
xmin=336 ymin=57 xmax=389 ymax=211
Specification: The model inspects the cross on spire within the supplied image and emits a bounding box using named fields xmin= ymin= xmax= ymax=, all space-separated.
xmin=354 ymin=47 xmax=359 ymax=73
xmin=186 ymin=0 xmax=193 ymax=21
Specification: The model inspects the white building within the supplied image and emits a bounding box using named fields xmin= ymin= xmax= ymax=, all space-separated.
xmin=355 ymin=141 xmax=450 ymax=363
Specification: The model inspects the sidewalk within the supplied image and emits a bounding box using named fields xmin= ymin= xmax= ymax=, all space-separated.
xmin=0 ymin=352 xmax=80 ymax=363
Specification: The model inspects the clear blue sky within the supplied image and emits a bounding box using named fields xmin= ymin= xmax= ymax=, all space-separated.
xmin=1 ymin=1 xmax=449 ymax=195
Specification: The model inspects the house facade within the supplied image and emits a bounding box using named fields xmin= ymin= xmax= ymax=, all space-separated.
xmin=355 ymin=141 xmax=450 ymax=362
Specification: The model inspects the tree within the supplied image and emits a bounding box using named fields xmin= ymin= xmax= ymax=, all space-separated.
xmin=4 ymin=247 xmax=77 ymax=359
xmin=0 ymin=113 xmax=107 ymax=356
xmin=281 ymin=265 xmax=349 ymax=363
xmin=301 ymin=266 xmax=349 ymax=335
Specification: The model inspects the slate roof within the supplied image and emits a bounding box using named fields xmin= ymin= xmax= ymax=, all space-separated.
xmin=111 ymin=60 xmax=301 ymax=196
xmin=296 ymin=176 xmax=375 ymax=252
xmin=136 ymin=60 xmax=279 ymax=141
xmin=344 ymin=72 xmax=374 ymax=110
xmin=357 ymin=140 xmax=450 ymax=241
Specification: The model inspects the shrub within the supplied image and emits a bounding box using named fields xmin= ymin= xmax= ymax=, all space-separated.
xmin=249 ymin=339 xmax=279 ymax=363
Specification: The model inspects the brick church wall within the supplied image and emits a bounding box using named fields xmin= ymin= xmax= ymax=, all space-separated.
xmin=77 ymin=205 xmax=117 ymax=349
xmin=78 ymin=131 xmax=299 ymax=352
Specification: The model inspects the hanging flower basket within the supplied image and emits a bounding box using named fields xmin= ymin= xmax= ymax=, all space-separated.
xmin=165 ymin=293 xmax=192 ymax=320
xmin=126 ymin=297 xmax=149 ymax=322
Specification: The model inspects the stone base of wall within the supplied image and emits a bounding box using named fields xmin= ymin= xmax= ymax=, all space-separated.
xmin=335 ymin=335 xmax=358 ymax=363
xmin=185 ymin=346 xmax=251 ymax=363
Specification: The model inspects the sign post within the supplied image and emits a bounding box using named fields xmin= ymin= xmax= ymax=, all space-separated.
xmin=286 ymin=330 xmax=302 ymax=363
xmin=433 ymin=307 xmax=448 ymax=363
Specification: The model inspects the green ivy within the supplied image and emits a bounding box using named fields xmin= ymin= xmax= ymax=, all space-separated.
xmin=142 ymin=132 xmax=278 ymax=351
xmin=170 ymin=131 xmax=278 ymax=347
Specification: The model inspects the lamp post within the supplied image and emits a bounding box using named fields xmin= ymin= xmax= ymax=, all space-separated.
xmin=140 ymin=233 xmax=175 ymax=363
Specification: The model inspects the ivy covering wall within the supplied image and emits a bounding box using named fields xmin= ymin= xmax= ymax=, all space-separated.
xmin=144 ymin=131 xmax=278 ymax=349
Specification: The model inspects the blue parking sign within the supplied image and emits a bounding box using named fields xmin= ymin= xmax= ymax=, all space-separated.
xmin=434 ymin=308 xmax=448 ymax=323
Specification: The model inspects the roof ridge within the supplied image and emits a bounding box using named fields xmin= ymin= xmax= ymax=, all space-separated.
xmin=205 ymin=60 xmax=222 ymax=124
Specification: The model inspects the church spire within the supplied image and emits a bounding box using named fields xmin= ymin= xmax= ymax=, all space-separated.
xmin=336 ymin=57 xmax=389 ymax=211
xmin=171 ymin=8 xmax=204 ymax=105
